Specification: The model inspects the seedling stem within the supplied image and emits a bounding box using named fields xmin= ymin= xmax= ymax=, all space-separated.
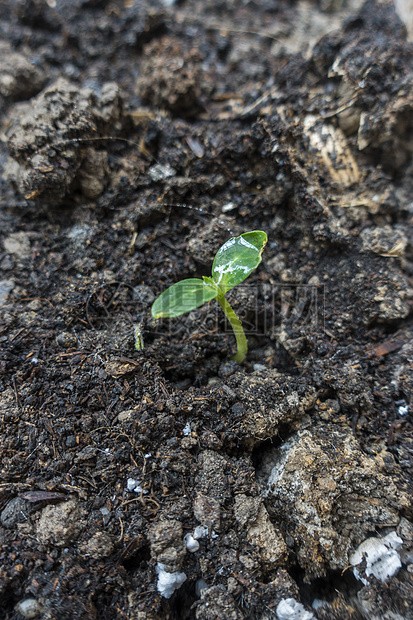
xmin=151 ymin=230 xmax=267 ymax=363
xmin=216 ymin=291 xmax=248 ymax=363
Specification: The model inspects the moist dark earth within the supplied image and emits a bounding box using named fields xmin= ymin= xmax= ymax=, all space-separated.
xmin=0 ymin=0 xmax=413 ymax=618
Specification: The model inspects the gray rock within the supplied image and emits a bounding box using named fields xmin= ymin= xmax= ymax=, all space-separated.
xmin=1 ymin=497 xmax=30 ymax=528
xmin=15 ymin=598 xmax=42 ymax=619
xmin=259 ymin=423 xmax=410 ymax=580
xmin=361 ymin=225 xmax=407 ymax=257
xmin=3 ymin=232 xmax=30 ymax=259
xmin=0 ymin=279 xmax=14 ymax=307
xmin=0 ymin=43 xmax=45 ymax=100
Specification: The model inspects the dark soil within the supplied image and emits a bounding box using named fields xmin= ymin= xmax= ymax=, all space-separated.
xmin=0 ymin=1 xmax=412 ymax=619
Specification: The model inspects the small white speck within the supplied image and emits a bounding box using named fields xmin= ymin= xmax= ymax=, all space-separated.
xmin=144 ymin=453 xmax=152 ymax=459
xmin=350 ymin=531 xmax=403 ymax=584
xmin=193 ymin=525 xmax=209 ymax=540
xmin=184 ymin=533 xmax=200 ymax=552
xmin=127 ymin=478 xmax=139 ymax=491
xmin=276 ymin=598 xmax=314 ymax=620
xmin=148 ymin=164 xmax=176 ymax=182
xmin=399 ymin=405 xmax=409 ymax=416
xmin=16 ymin=598 xmax=42 ymax=618
xmin=253 ymin=363 xmax=266 ymax=372
xmin=97 ymin=447 xmax=111 ymax=455
xmin=312 ymin=599 xmax=329 ymax=610
xmin=183 ymin=422 xmax=191 ymax=436
xmin=127 ymin=477 xmax=148 ymax=494
xmin=156 ymin=563 xmax=187 ymax=599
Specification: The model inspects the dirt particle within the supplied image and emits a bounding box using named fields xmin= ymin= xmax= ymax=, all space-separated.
xmin=138 ymin=36 xmax=209 ymax=117
xmin=56 ymin=332 xmax=78 ymax=348
xmin=36 ymin=499 xmax=86 ymax=547
xmin=148 ymin=519 xmax=185 ymax=572
xmin=234 ymin=495 xmax=287 ymax=566
xmin=5 ymin=78 xmax=123 ymax=203
xmin=195 ymin=586 xmax=243 ymax=620
xmin=194 ymin=494 xmax=221 ymax=533
xmin=1 ymin=497 xmax=30 ymax=528
xmin=3 ymin=231 xmax=31 ymax=259
xmin=79 ymin=531 xmax=114 ymax=560
xmin=0 ymin=43 xmax=46 ymax=100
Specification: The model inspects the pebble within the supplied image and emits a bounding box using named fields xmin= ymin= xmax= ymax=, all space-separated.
xmin=0 ymin=279 xmax=14 ymax=307
xmin=218 ymin=361 xmax=238 ymax=379
xmin=221 ymin=201 xmax=236 ymax=213
xmin=118 ymin=409 xmax=134 ymax=422
xmin=15 ymin=598 xmax=42 ymax=619
xmin=3 ymin=232 xmax=31 ymax=259
xmin=193 ymin=525 xmax=209 ymax=540
xmin=56 ymin=332 xmax=78 ymax=348
xmin=1 ymin=497 xmax=30 ymax=528
xmin=195 ymin=578 xmax=208 ymax=597
xmin=253 ymin=363 xmax=267 ymax=372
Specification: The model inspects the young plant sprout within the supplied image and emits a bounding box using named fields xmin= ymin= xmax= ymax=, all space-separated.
xmin=151 ymin=230 xmax=267 ymax=363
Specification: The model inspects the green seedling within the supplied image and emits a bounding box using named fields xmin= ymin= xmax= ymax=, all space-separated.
xmin=151 ymin=230 xmax=267 ymax=363
xmin=134 ymin=322 xmax=144 ymax=351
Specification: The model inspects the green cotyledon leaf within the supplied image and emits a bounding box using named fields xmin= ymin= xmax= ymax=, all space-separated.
xmin=211 ymin=230 xmax=267 ymax=293
xmin=151 ymin=278 xmax=218 ymax=318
